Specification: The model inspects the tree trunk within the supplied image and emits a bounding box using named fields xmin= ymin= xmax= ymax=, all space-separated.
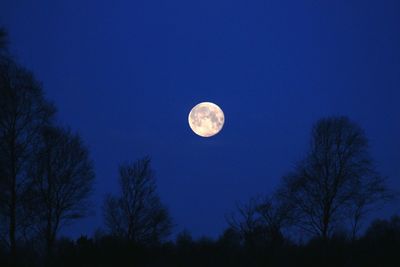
xmin=9 ymin=178 xmax=16 ymax=265
xmin=46 ymin=152 xmax=54 ymax=257
xmin=9 ymin=139 xmax=17 ymax=266
xmin=46 ymin=217 xmax=53 ymax=256
xmin=322 ymin=212 xmax=329 ymax=241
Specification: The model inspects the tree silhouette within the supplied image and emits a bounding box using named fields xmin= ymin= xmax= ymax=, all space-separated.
xmin=256 ymin=196 xmax=293 ymax=245
xmin=0 ymin=58 xmax=55 ymax=260
xmin=278 ymin=116 xmax=389 ymax=240
xmin=227 ymin=198 xmax=261 ymax=247
xmin=103 ymin=157 xmax=172 ymax=245
xmin=227 ymin=196 xmax=292 ymax=249
xmin=27 ymin=126 xmax=95 ymax=255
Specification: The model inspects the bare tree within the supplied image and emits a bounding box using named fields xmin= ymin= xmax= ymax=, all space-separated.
xmin=348 ymin=173 xmax=392 ymax=240
xmin=226 ymin=196 xmax=291 ymax=247
xmin=226 ymin=198 xmax=261 ymax=246
xmin=256 ymin=196 xmax=293 ymax=243
xmin=0 ymin=58 xmax=55 ymax=258
xmin=27 ymin=126 xmax=94 ymax=255
xmin=278 ymin=116 xmax=389 ymax=240
xmin=103 ymin=157 xmax=172 ymax=245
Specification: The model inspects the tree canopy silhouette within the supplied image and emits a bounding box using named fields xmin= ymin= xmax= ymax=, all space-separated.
xmin=278 ymin=116 xmax=390 ymax=240
xmin=27 ymin=126 xmax=95 ymax=255
xmin=0 ymin=27 xmax=95 ymax=265
xmin=0 ymin=58 xmax=55 ymax=259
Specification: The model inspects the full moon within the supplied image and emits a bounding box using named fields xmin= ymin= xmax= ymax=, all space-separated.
xmin=188 ymin=102 xmax=225 ymax=137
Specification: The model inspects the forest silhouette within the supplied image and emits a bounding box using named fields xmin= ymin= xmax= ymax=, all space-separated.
xmin=1 ymin=28 xmax=399 ymax=267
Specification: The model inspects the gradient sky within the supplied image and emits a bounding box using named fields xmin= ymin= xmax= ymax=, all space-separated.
xmin=1 ymin=0 xmax=399 ymax=239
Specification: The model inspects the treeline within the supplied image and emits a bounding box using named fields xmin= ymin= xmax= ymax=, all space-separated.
xmin=1 ymin=28 xmax=399 ymax=267
xmin=4 ymin=215 xmax=399 ymax=267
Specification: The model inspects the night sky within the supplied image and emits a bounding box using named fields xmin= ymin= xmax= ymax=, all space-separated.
xmin=1 ymin=0 xmax=399 ymax=239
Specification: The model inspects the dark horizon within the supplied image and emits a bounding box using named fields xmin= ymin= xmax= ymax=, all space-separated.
xmin=1 ymin=0 xmax=400 ymax=241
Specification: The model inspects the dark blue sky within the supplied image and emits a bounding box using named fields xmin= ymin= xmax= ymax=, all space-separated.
xmin=1 ymin=0 xmax=399 ymax=239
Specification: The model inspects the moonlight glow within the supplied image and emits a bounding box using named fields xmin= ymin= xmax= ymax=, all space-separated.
xmin=188 ymin=102 xmax=225 ymax=137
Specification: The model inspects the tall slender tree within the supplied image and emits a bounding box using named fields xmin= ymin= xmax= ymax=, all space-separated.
xmin=103 ymin=157 xmax=172 ymax=245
